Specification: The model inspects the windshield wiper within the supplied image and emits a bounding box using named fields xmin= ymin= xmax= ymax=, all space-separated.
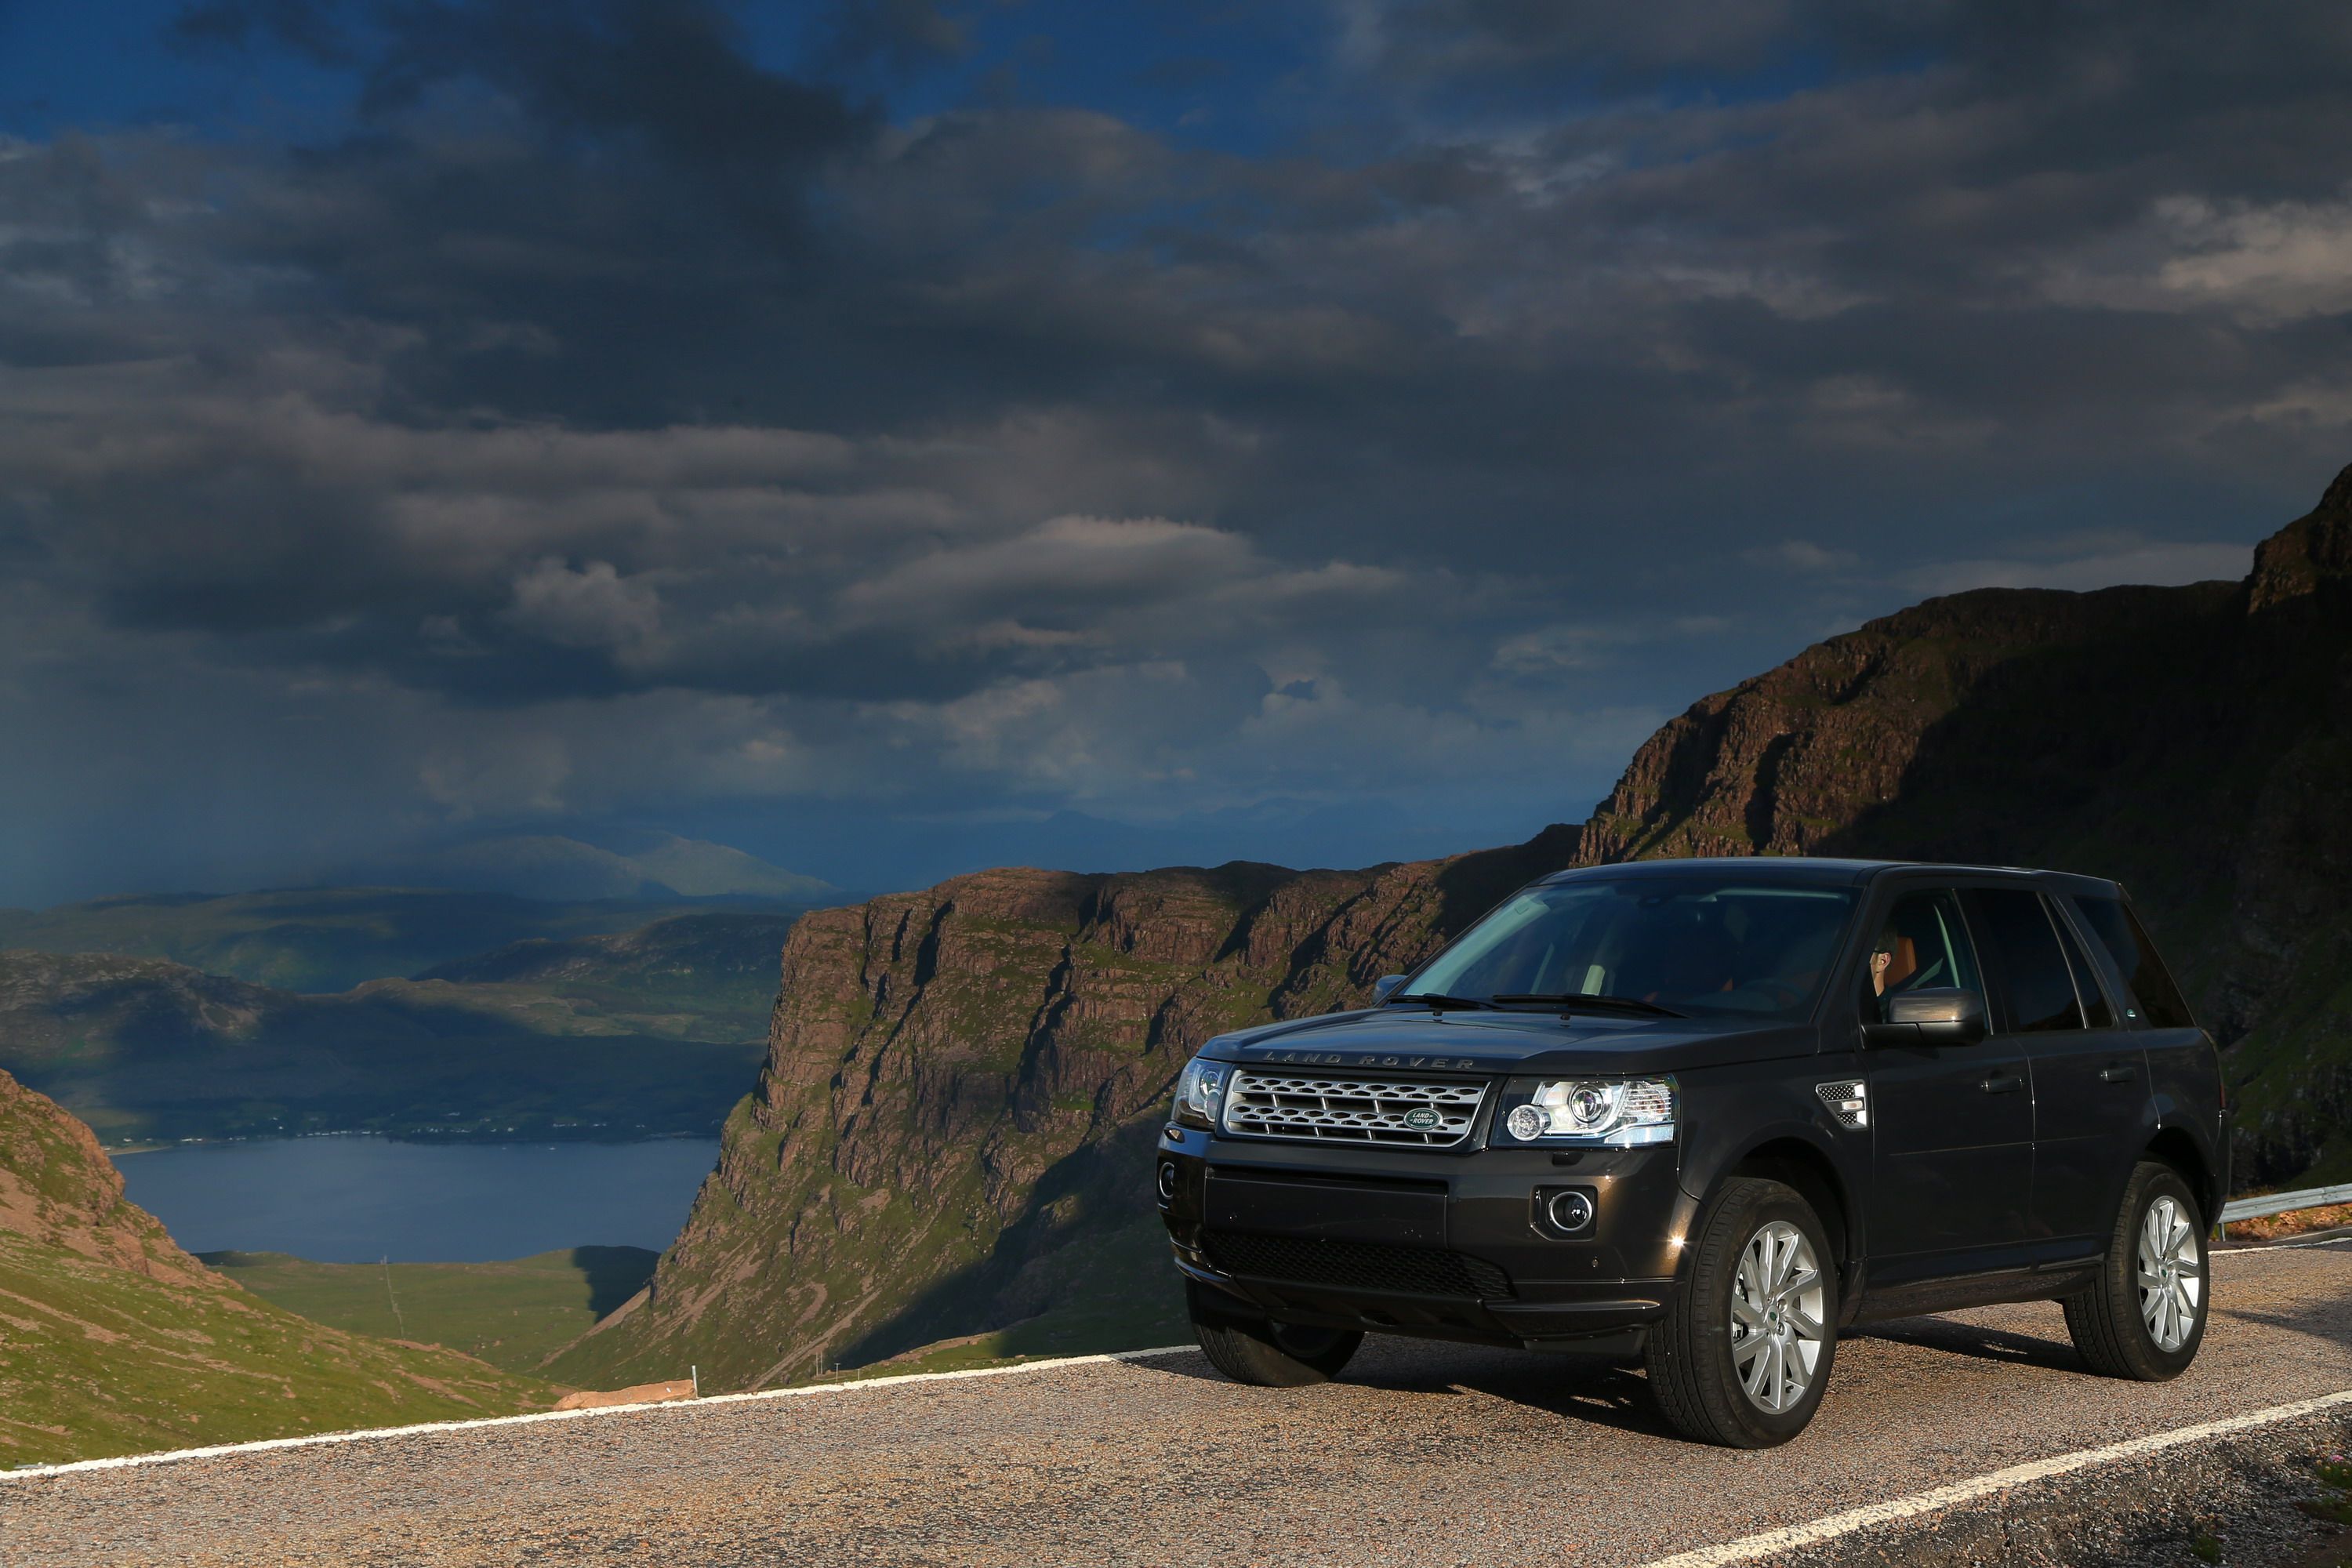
xmin=1386 ymin=992 xmax=1497 ymax=1011
xmin=1489 ymin=993 xmax=1688 ymax=1018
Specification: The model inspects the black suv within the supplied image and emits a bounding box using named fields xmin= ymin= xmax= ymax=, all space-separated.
xmin=1155 ymin=858 xmax=2226 ymax=1446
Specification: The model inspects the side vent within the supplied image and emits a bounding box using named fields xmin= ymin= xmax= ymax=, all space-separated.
xmin=1815 ymin=1080 xmax=1867 ymax=1130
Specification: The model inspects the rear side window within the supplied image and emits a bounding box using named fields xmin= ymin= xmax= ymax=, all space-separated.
xmin=1968 ymin=888 xmax=2084 ymax=1033
xmin=2071 ymin=894 xmax=2198 ymax=1029
xmin=2049 ymin=913 xmax=2116 ymax=1028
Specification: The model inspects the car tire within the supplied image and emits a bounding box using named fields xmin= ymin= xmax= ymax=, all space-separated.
xmin=1646 ymin=1176 xmax=1839 ymax=1447
xmin=1187 ymin=1282 xmax=1362 ymax=1387
xmin=2063 ymin=1160 xmax=2208 ymax=1381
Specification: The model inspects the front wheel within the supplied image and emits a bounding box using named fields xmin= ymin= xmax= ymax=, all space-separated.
xmin=1646 ymin=1176 xmax=1839 ymax=1447
xmin=2063 ymin=1161 xmax=2208 ymax=1380
xmin=1187 ymin=1281 xmax=1362 ymax=1387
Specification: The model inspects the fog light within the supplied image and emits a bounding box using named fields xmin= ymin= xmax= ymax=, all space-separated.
xmin=1548 ymin=1189 xmax=1595 ymax=1232
xmin=1156 ymin=1162 xmax=1179 ymax=1201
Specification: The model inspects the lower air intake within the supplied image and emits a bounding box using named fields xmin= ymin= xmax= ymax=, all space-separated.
xmin=1202 ymin=1232 xmax=1515 ymax=1300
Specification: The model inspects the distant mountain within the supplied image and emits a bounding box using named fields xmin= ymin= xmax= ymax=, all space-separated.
xmin=550 ymin=462 xmax=2352 ymax=1395
xmin=0 ymin=1067 xmax=547 ymax=1465
xmin=0 ymin=887 xmax=767 ymax=994
xmin=418 ymin=910 xmax=801 ymax=1013
xmin=0 ymin=909 xmax=799 ymax=1142
xmin=341 ymin=832 xmax=835 ymax=904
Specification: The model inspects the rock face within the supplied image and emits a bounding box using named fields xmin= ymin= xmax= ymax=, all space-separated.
xmin=0 ymin=1065 xmax=220 ymax=1289
xmin=554 ymin=465 xmax=2352 ymax=1394
xmin=546 ymin=843 xmax=1576 ymax=1390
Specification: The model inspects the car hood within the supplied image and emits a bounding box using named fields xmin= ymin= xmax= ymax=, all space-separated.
xmin=1201 ymin=1004 xmax=1818 ymax=1076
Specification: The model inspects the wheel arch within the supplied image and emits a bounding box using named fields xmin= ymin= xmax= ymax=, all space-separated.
xmin=1726 ymin=1134 xmax=1857 ymax=1284
xmin=2143 ymin=1123 xmax=2222 ymax=1228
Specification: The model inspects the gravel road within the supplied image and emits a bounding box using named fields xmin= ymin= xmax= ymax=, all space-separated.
xmin=7 ymin=1243 xmax=2350 ymax=1568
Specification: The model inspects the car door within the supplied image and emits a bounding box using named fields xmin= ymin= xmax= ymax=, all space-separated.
xmin=2014 ymin=891 xmax=2152 ymax=1247
xmin=1864 ymin=885 xmax=2036 ymax=1282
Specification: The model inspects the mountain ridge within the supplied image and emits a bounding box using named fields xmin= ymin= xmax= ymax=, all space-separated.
xmin=0 ymin=885 xmax=810 ymax=994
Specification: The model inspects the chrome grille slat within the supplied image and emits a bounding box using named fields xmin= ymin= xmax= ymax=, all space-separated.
xmin=1221 ymin=1069 xmax=1487 ymax=1148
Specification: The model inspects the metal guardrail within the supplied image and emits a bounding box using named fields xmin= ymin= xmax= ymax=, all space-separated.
xmin=2220 ymin=1181 xmax=2352 ymax=1225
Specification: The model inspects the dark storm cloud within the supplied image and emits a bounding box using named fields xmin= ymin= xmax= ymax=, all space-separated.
xmin=3 ymin=0 xmax=2350 ymax=899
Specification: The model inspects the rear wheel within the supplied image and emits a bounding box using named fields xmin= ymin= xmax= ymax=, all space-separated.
xmin=2063 ymin=1161 xmax=2207 ymax=1380
xmin=1187 ymin=1281 xmax=1362 ymax=1387
xmin=1646 ymin=1177 xmax=1838 ymax=1447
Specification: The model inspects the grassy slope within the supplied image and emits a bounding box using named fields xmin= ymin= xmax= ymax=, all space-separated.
xmin=0 ymin=1067 xmax=555 ymax=1467
xmin=0 ymin=1233 xmax=555 ymax=1465
xmin=199 ymin=1247 xmax=659 ymax=1374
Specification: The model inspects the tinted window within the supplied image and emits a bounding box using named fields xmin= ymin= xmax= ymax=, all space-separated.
xmin=1406 ymin=875 xmax=1857 ymax=1022
xmin=2049 ymin=913 xmax=2115 ymax=1028
xmin=1968 ymin=888 xmax=2083 ymax=1033
xmin=1862 ymin=889 xmax=1982 ymax=1022
xmin=2071 ymin=894 xmax=2198 ymax=1029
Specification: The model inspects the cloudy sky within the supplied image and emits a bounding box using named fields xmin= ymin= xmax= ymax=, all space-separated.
xmin=2 ymin=0 xmax=2348 ymax=905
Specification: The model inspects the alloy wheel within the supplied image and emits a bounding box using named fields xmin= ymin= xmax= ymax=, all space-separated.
xmin=2137 ymin=1195 xmax=2202 ymax=1352
xmin=1730 ymin=1219 xmax=1827 ymax=1414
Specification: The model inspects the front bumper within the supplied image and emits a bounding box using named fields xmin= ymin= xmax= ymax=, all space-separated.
xmin=1156 ymin=1121 xmax=1696 ymax=1354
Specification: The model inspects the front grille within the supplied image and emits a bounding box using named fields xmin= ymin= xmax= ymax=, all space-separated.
xmin=1203 ymin=1232 xmax=1515 ymax=1299
xmin=1221 ymin=1069 xmax=1486 ymax=1147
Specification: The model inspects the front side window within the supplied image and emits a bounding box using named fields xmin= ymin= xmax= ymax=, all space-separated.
xmin=1861 ymin=888 xmax=1982 ymax=1022
xmin=1968 ymin=887 xmax=2085 ymax=1033
xmin=1403 ymin=875 xmax=1857 ymax=1022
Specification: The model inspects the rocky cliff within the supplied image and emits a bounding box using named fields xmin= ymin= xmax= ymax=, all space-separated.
xmin=0 ymin=1068 xmax=550 ymax=1463
xmin=551 ymin=464 xmax=2352 ymax=1393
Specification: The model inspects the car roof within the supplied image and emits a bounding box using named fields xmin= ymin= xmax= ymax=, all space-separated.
xmin=1534 ymin=856 xmax=2123 ymax=896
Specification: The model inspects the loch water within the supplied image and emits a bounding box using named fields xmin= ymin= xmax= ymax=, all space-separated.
xmin=113 ymin=1135 xmax=722 ymax=1262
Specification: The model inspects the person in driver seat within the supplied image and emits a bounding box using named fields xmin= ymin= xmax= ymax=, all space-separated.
xmin=1868 ymin=928 xmax=1915 ymax=998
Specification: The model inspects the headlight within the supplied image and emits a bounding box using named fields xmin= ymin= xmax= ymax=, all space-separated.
xmin=1172 ymin=1056 xmax=1228 ymax=1130
xmin=1492 ymin=1076 xmax=1675 ymax=1147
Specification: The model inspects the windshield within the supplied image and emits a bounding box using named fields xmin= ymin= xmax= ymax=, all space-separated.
xmin=1401 ymin=875 xmax=1859 ymax=1021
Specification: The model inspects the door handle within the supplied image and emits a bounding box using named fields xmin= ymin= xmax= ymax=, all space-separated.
xmin=2099 ymin=1063 xmax=2137 ymax=1084
xmin=1980 ymin=1073 xmax=2026 ymax=1094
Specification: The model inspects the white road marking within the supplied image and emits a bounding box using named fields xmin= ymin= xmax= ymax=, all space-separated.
xmin=1636 ymin=1387 xmax=2352 ymax=1568
xmin=2212 ymin=1232 xmax=2352 ymax=1258
xmin=4 ymin=1240 xmax=2342 ymax=1497
xmin=0 ymin=1345 xmax=1198 ymax=1483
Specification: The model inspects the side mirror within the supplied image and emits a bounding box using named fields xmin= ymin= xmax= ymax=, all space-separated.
xmin=1864 ymin=987 xmax=1987 ymax=1047
xmin=1371 ymin=975 xmax=1407 ymax=1006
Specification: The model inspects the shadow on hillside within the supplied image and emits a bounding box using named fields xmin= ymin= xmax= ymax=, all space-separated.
xmin=567 ymin=1246 xmax=660 ymax=1318
xmin=1430 ymin=822 xmax=1586 ymax=938
xmin=1813 ymin=583 xmax=2254 ymax=880
xmin=829 ymin=1119 xmax=1179 ymax=1374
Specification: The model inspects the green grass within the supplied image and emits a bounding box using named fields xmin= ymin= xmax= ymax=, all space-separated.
xmin=198 ymin=1247 xmax=660 ymax=1374
xmin=0 ymin=1232 xmax=554 ymax=1467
